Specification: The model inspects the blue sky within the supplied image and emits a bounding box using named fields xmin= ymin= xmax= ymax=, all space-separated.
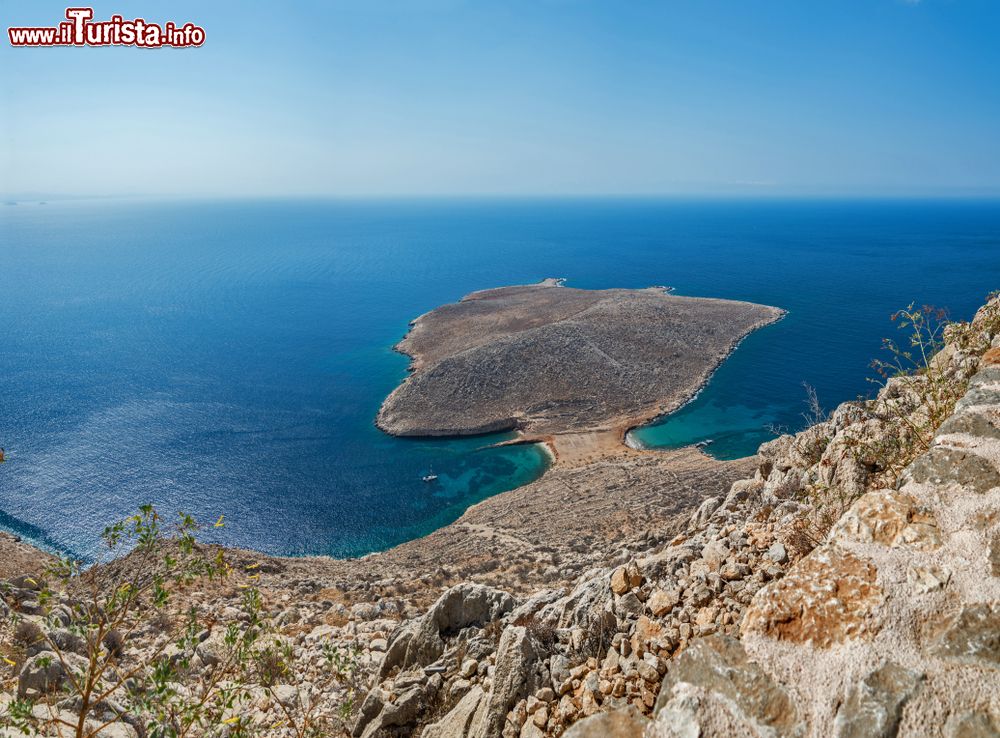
xmin=2 ymin=0 xmax=999 ymax=197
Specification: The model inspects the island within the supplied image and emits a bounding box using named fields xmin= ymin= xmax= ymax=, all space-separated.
xmin=377 ymin=279 xmax=784 ymax=462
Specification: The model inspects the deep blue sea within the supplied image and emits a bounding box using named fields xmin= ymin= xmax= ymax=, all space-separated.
xmin=1 ymin=198 xmax=998 ymax=559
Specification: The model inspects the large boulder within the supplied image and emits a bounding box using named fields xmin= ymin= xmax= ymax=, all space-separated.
xmin=357 ymin=685 xmax=426 ymax=738
xmin=829 ymin=490 xmax=941 ymax=551
xmin=422 ymin=686 xmax=489 ymax=738
xmin=563 ymin=705 xmax=649 ymax=737
xmin=380 ymin=584 xmax=516 ymax=679
xmin=537 ymin=573 xmax=614 ymax=637
xmin=18 ymin=652 xmax=88 ymax=698
xmin=409 ymin=626 xmax=541 ymax=738
xmin=481 ymin=626 xmax=539 ymax=737
xmin=903 ymin=447 xmax=1000 ymax=495
xmin=831 ymin=662 xmax=922 ymax=738
xmin=932 ymin=602 xmax=1000 ymax=667
xmin=741 ymin=544 xmax=883 ymax=647
xmin=651 ymin=635 xmax=802 ymax=738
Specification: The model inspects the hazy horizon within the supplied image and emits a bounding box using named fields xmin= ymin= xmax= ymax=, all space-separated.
xmin=3 ymin=0 xmax=1000 ymax=198
xmin=7 ymin=192 xmax=1000 ymax=203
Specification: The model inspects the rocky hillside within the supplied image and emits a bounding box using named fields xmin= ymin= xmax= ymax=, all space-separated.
xmin=3 ymin=296 xmax=1000 ymax=737
xmin=356 ymin=297 xmax=1000 ymax=738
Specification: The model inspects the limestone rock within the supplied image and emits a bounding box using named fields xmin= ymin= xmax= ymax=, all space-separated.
xmin=423 ymin=686 xmax=488 ymax=738
xmin=358 ymin=685 xmax=424 ymax=738
xmin=936 ymin=410 xmax=1000 ymax=441
xmin=652 ymin=635 xmax=801 ymax=737
xmin=610 ymin=568 xmax=630 ymax=595
xmin=689 ymin=496 xmax=721 ymax=529
xmin=482 ymin=626 xmax=538 ymax=737
xmin=616 ymin=591 xmax=643 ymax=617
xmin=829 ymin=490 xmax=941 ymax=551
xmin=789 ymin=423 xmax=832 ymax=468
xmin=699 ymin=540 xmax=729 ymax=572
xmin=650 ymin=682 xmax=704 ymax=738
xmin=648 ymin=588 xmax=680 ymax=617
xmin=196 ymin=630 xmax=228 ymax=667
xmin=906 ymin=564 xmax=951 ymax=594
xmin=636 ymin=545 xmax=698 ymax=581
xmin=944 ymin=711 xmax=1000 ymax=738
xmin=904 ymin=447 xmax=1000 ymax=495
xmin=520 ymin=721 xmax=545 ymax=738
xmin=723 ymin=478 xmax=764 ymax=510
xmin=767 ymin=541 xmax=788 ymax=564
xmin=758 ymin=435 xmax=795 ymax=475
xmin=538 ymin=575 xmax=613 ymax=634
xmin=932 ymin=602 xmax=1000 ymax=666
xmin=742 ymin=544 xmax=883 ymax=647
xmin=18 ymin=652 xmax=88 ymax=698
xmin=380 ymin=583 xmax=516 ymax=679
xmin=507 ymin=589 xmax=564 ymax=624
xmin=831 ymin=661 xmax=922 ymax=738
xmin=563 ymin=705 xmax=649 ymax=737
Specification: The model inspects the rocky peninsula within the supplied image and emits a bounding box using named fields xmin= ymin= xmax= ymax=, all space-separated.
xmin=377 ymin=281 xmax=783 ymax=461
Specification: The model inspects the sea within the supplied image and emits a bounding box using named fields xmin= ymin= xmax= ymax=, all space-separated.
xmin=1 ymin=198 xmax=998 ymax=559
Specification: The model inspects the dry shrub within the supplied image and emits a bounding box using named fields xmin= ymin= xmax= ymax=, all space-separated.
xmin=845 ymin=303 xmax=982 ymax=489
xmin=574 ymin=612 xmax=617 ymax=659
xmin=13 ymin=620 xmax=44 ymax=648
xmin=481 ymin=619 xmax=504 ymax=645
xmin=512 ymin=613 xmax=557 ymax=649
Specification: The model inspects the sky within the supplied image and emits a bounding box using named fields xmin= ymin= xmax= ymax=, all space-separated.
xmin=1 ymin=0 xmax=999 ymax=198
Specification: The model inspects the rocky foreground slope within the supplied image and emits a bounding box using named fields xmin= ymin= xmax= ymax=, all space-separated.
xmin=377 ymin=281 xmax=783 ymax=439
xmin=4 ymin=296 xmax=1000 ymax=737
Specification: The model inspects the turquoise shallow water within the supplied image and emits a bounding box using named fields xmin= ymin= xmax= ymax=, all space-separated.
xmin=1 ymin=198 xmax=998 ymax=558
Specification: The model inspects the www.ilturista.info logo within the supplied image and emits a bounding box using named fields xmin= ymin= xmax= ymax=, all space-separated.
xmin=8 ymin=7 xmax=205 ymax=48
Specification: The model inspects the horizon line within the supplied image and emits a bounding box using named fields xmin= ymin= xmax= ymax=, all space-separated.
xmin=6 ymin=191 xmax=1000 ymax=204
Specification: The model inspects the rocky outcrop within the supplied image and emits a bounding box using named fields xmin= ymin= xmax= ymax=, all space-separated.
xmin=378 ymin=583 xmax=516 ymax=679
xmin=651 ymin=635 xmax=801 ymax=738
xmin=641 ymin=296 xmax=1000 ymax=737
xmin=741 ymin=544 xmax=884 ymax=646
xmin=418 ymin=294 xmax=999 ymax=738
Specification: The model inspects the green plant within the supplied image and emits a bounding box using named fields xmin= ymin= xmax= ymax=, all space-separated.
xmin=844 ymin=303 xmax=969 ymax=489
xmin=789 ymin=298 xmax=1000 ymax=551
xmin=0 ymin=506 xmax=255 ymax=737
xmin=0 ymin=506 xmax=362 ymax=738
